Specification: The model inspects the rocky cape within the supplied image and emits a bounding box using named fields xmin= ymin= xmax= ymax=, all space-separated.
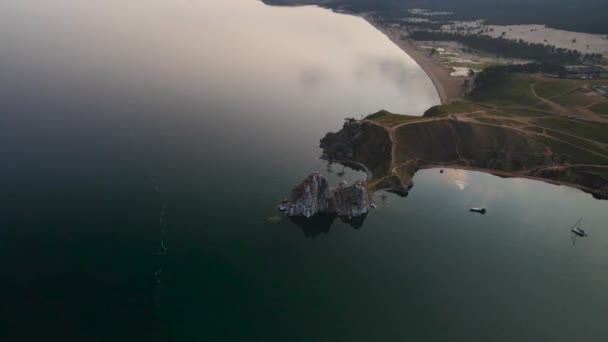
xmin=279 ymin=172 xmax=372 ymax=218
xmin=320 ymin=115 xmax=608 ymax=200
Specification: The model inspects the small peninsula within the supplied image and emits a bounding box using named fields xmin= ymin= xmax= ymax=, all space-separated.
xmin=320 ymin=69 xmax=608 ymax=201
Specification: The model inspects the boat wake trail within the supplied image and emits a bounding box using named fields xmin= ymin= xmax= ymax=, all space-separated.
xmin=150 ymin=177 xmax=168 ymax=308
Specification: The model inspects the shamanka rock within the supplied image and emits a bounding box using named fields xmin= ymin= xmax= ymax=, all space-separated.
xmin=279 ymin=173 xmax=371 ymax=218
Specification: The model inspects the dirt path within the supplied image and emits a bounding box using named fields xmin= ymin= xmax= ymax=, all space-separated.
xmin=358 ymin=111 xmax=608 ymax=199
xmin=364 ymin=95 xmax=608 ymax=192
xmin=387 ymin=128 xmax=397 ymax=173
xmin=458 ymin=115 xmax=608 ymax=160
xmin=529 ymin=81 xmax=572 ymax=117
xmin=529 ymin=77 xmax=608 ymax=123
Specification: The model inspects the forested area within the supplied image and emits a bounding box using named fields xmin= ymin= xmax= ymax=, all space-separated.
xmin=409 ymin=31 xmax=603 ymax=65
xmin=264 ymin=0 xmax=608 ymax=34
xmin=468 ymin=63 xmax=565 ymax=100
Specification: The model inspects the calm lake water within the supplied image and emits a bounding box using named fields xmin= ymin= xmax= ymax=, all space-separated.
xmin=2 ymin=0 xmax=608 ymax=340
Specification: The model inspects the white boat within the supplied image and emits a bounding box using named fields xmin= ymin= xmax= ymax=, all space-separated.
xmin=469 ymin=207 xmax=486 ymax=214
xmin=571 ymin=217 xmax=588 ymax=237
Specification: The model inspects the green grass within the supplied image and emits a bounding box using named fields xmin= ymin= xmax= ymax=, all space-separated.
xmin=487 ymin=110 xmax=514 ymax=117
xmin=423 ymin=102 xmax=488 ymax=117
xmin=365 ymin=110 xmax=424 ymax=127
xmin=534 ymin=78 xmax=579 ymax=99
xmin=584 ymin=79 xmax=608 ymax=87
xmin=470 ymin=73 xmax=538 ymax=106
xmin=539 ymin=136 xmax=607 ymax=165
xmin=483 ymin=109 xmax=513 ymax=117
xmin=553 ymin=90 xmax=600 ymax=107
xmin=590 ymin=102 xmax=608 ymax=116
xmin=535 ymin=103 xmax=553 ymax=111
xmin=475 ymin=116 xmax=529 ymax=128
xmin=532 ymin=117 xmax=608 ymax=145
xmin=476 ymin=117 xmax=501 ymax=125
xmin=475 ymin=116 xmax=528 ymax=128
xmin=501 ymin=118 xmax=529 ymax=127
xmin=547 ymin=131 xmax=608 ymax=158
xmin=371 ymin=164 xmax=390 ymax=181
xmin=499 ymin=108 xmax=549 ymax=117
xmin=524 ymin=126 xmax=545 ymax=134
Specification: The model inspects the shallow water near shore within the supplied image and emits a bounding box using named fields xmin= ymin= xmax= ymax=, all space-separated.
xmin=2 ymin=0 xmax=608 ymax=340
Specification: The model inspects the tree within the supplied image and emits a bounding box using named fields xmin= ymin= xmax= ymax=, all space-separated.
xmin=408 ymin=31 xmax=586 ymax=64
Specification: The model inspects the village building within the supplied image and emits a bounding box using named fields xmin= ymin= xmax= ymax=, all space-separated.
xmin=563 ymin=65 xmax=608 ymax=79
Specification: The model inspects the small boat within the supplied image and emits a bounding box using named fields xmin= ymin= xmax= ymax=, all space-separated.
xmin=469 ymin=207 xmax=486 ymax=214
xmin=571 ymin=217 xmax=588 ymax=237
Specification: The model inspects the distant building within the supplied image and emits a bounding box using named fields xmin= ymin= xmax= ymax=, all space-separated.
xmin=564 ymin=65 xmax=608 ymax=79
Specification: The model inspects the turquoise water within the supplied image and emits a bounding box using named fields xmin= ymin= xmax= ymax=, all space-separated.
xmin=1 ymin=0 xmax=608 ymax=340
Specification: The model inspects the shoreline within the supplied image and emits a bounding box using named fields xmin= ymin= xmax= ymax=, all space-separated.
xmin=372 ymin=163 xmax=607 ymax=200
xmin=363 ymin=15 xmax=467 ymax=105
xmin=417 ymin=164 xmax=606 ymax=199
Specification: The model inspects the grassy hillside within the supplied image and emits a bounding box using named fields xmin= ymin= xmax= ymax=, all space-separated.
xmin=534 ymin=79 xmax=579 ymax=99
xmin=590 ymin=103 xmax=608 ymax=116
xmin=423 ymin=102 xmax=489 ymax=118
xmin=394 ymin=120 xmax=548 ymax=169
xmin=365 ymin=110 xmax=426 ymax=127
xmin=321 ymin=69 xmax=608 ymax=198
xmin=470 ymin=73 xmax=538 ymax=106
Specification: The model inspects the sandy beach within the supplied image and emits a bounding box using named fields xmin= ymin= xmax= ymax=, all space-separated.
xmin=364 ymin=16 xmax=467 ymax=104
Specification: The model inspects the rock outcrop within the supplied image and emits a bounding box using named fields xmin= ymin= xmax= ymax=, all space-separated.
xmin=279 ymin=173 xmax=371 ymax=218
xmin=320 ymin=120 xmax=392 ymax=181
xmin=333 ymin=180 xmax=371 ymax=217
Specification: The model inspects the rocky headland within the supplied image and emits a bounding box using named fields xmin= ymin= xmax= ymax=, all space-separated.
xmin=320 ymin=112 xmax=608 ymax=200
xmin=282 ymin=109 xmax=608 ymax=221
